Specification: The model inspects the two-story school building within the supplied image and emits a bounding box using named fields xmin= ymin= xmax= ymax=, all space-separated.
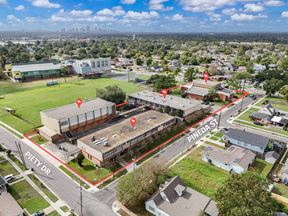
xmin=39 ymin=98 xmax=116 ymax=143
xmin=77 ymin=110 xmax=176 ymax=167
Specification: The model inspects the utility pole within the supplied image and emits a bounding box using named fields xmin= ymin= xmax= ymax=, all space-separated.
xmin=80 ymin=179 xmax=83 ymax=216
xmin=15 ymin=141 xmax=27 ymax=169
xmin=217 ymin=111 xmax=222 ymax=129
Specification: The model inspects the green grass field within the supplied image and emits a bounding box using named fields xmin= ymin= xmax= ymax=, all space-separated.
xmin=255 ymin=96 xmax=288 ymax=112
xmin=273 ymin=183 xmax=288 ymax=199
xmin=31 ymin=135 xmax=48 ymax=145
xmin=0 ymin=160 xmax=19 ymax=176
xmin=8 ymin=180 xmax=50 ymax=214
xmin=28 ymin=174 xmax=58 ymax=202
xmin=66 ymin=158 xmax=120 ymax=184
xmin=250 ymin=158 xmax=273 ymax=178
xmin=238 ymin=107 xmax=260 ymax=121
xmin=0 ymin=78 xmax=143 ymax=133
xmin=47 ymin=210 xmax=60 ymax=216
xmin=170 ymin=146 xmax=229 ymax=198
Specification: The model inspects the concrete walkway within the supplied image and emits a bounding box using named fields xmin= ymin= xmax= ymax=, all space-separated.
xmin=0 ymin=152 xmax=69 ymax=216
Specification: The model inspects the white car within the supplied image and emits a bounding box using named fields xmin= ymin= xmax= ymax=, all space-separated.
xmin=4 ymin=174 xmax=14 ymax=183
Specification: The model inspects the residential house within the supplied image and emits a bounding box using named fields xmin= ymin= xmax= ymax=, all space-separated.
xmin=0 ymin=192 xmax=25 ymax=216
xmin=225 ymin=129 xmax=270 ymax=156
xmin=145 ymin=176 xmax=219 ymax=216
xmin=265 ymin=151 xmax=280 ymax=165
xmin=202 ymin=145 xmax=256 ymax=174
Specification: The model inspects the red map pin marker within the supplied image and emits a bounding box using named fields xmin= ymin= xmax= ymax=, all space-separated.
xmin=203 ymin=72 xmax=209 ymax=82
xmin=130 ymin=117 xmax=136 ymax=127
xmin=161 ymin=89 xmax=168 ymax=98
xmin=76 ymin=98 xmax=83 ymax=108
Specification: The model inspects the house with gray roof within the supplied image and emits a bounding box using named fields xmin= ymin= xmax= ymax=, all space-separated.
xmin=225 ymin=129 xmax=270 ymax=156
xmin=0 ymin=192 xmax=24 ymax=216
xmin=0 ymin=176 xmax=6 ymax=194
xmin=145 ymin=176 xmax=219 ymax=216
xmin=202 ymin=145 xmax=256 ymax=174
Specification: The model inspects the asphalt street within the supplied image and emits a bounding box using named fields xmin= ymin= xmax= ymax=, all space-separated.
xmin=0 ymin=127 xmax=116 ymax=216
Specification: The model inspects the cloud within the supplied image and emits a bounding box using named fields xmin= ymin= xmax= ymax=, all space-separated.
xmin=7 ymin=15 xmax=20 ymax=23
xmin=124 ymin=11 xmax=159 ymax=20
xmin=244 ymin=4 xmax=265 ymax=12
xmin=231 ymin=13 xmax=267 ymax=21
xmin=97 ymin=6 xmax=125 ymax=16
xmin=171 ymin=14 xmax=184 ymax=21
xmin=207 ymin=12 xmax=222 ymax=22
xmin=69 ymin=10 xmax=93 ymax=17
xmin=180 ymin=0 xmax=237 ymax=12
xmin=0 ymin=0 xmax=7 ymax=5
xmin=50 ymin=9 xmax=118 ymax=23
xmin=282 ymin=11 xmax=288 ymax=18
xmin=15 ymin=5 xmax=25 ymax=11
xmin=222 ymin=8 xmax=237 ymax=15
xmin=25 ymin=17 xmax=37 ymax=23
xmin=264 ymin=0 xmax=284 ymax=7
xmin=27 ymin=0 xmax=60 ymax=9
xmin=149 ymin=0 xmax=173 ymax=11
xmin=121 ymin=0 xmax=136 ymax=4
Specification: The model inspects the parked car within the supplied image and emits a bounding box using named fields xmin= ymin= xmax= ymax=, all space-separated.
xmin=4 ymin=174 xmax=14 ymax=183
xmin=253 ymin=121 xmax=264 ymax=126
xmin=31 ymin=211 xmax=44 ymax=216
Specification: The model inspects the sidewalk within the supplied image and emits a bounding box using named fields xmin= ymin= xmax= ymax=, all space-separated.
xmin=1 ymin=152 xmax=69 ymax=216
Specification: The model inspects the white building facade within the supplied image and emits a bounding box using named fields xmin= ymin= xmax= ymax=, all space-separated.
xmin=72 ymin=57 xmax=111 ymax=76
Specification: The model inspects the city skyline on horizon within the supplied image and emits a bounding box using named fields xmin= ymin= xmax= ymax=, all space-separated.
xmin=0 ymin=0 xmax=287 ymax=32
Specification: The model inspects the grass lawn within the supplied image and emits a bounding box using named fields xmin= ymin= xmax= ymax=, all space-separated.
xmin=28 ymin=174 xmax=58 ymax=202
xmin=0 ymin=160 xmax=19 ymax=176
xmin=0 ymin=78 xmax=143 ymax=133
xmin=214 ymin=132 xmax=224 ymax=138
xmin=66 ymin=158 xmax=120 ymax=184
xmin=59 ymin=165 xmax=90 ymax=189
xmin=250 ymin=158 xmax=273 ymax=178
xmin=273 ymin=183 xmax=288 ymax=198
xmin=170 ymin=146 xmax=229 ymax=198
xmin=234 ymin=120 xmax=288 ymax=137
xmin=255 ymin=96 xmax=288 ymax=112
xmin=31 ymin=135 xmax=48 ymax=145
xmin=8 ymin=154 xmax=27 ymax=171
xmin=238 ymin=107 xmax=260 ymax=121
xmin=47 ymin=210 xmax=60 ymax=216
xmin=8 ymin=180 xmax=50 ymax=214
xmin=60 ymin=205 xmax=69 ymax=213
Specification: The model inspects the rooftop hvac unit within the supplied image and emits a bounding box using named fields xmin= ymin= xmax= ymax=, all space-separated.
xmin=93 ymin=140 xmax=101 ymax=145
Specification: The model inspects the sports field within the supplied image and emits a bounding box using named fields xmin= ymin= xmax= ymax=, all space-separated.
xmin=0 ymin=78 xmax=144 ymax=133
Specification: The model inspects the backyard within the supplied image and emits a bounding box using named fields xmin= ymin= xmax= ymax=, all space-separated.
xmin=0 ymin=78 xmax=144 ymax=133
xmin=255 ymin=96 xmax=288 ymax=112
xmin=170 ymin=146 xmax=230 ymax=198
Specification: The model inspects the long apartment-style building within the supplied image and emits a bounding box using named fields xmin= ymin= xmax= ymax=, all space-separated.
xmin=39 ymin=98 xmax=116 ymax=142
xmin=77 ymin=110 xmax=176 ymax=166
xmin=128 ymin=90 xmax=202 ymax=119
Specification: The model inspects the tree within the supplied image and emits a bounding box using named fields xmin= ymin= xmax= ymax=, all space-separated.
xmin=76 ymin=152 xmax=85 ymax=167
xmin=263 ymin=78 xmax=284 ymax=96
xmin=279 ymin=85 xmax=288 ymax=101
xmin=116 ymin=160 xmax=167 ymax=209
xmin=136 ymin=57 xmax=143 ymax=66
xmin=184 ymin=68 xmax=196 ymax=82
xmin=96 ymin=85 xmax=126 ymax=104
xmin=279 ymin=57 xmax=288 ymax=71
xmin=147 ymin=74 xmax=176 ymax=92
xmin=146 ymin=57 xmax=152 ymax=66
xmin=216 ymin=172 xmax=280 ymax=216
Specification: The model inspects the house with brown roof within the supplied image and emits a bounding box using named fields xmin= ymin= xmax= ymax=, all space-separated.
xmin=202 ymin=145 xmax=256 ymax=174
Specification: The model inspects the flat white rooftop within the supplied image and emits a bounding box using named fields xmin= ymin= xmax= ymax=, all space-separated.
xmin=13 ymin=62 xmax=61 ymax=72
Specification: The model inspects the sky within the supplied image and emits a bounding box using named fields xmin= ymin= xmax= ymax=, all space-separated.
xmin=0 ymin=0 xmax=287 ymax=32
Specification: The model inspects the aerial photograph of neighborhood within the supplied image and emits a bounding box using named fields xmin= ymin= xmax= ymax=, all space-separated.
xmin=0 ymin=0 xmax=288 ymax=216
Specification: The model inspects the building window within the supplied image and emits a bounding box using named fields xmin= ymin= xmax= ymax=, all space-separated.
xmin=102 ymin=61 xmax=105 ymax=67
xmin=105 ymin=60 xmax=108 ymax=66
xmin=97 ymin=61 xmax=100 ymax=68
xmin=92 ymin=62 xmax=95 ymax=68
